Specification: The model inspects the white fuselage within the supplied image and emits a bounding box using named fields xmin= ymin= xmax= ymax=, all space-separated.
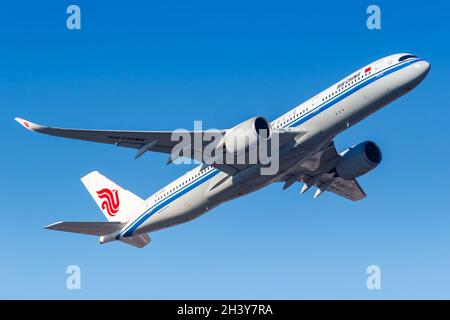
xmin=118 ymin=53 xmax=430 ymax=239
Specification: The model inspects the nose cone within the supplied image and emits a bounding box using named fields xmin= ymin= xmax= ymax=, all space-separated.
xmin=412 ymin=60 xmax=431 ymax=77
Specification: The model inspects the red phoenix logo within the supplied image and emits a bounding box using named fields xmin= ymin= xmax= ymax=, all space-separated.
xmin=96 ymin=188 xmax=120 ymax=216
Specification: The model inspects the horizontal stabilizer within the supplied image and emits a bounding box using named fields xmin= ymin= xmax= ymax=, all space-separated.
xmin=45 ymin=221 xmax=125 ymax=236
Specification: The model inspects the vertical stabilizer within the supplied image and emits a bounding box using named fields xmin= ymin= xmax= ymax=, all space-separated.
xmin=81 ymin=171 xmax=144 ymax=222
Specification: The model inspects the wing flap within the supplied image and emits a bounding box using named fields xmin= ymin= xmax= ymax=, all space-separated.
xmin=314 ymin=173 xmax=367 ymax=201
xmin=326 ymin=177 xmax=367 ymax=201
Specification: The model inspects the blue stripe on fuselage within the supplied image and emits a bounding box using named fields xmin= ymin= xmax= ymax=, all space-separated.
xmin=281 ymin=58 xmax=422 ymax=129
xmin=119 ymin=168 xmax=220 ymax=238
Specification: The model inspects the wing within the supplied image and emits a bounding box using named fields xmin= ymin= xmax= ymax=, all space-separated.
xmin=280 ymin=141 xmax=367 ymax=201
xmin=45 ymin=221 xmax=125 ymax=236
xmin=316 ymin=174 xmax=366 ymax=201
xmin=15 ymin=117 xmax=223 ymax=154
xmin=15 ymin=117 xmax=304 ymax=175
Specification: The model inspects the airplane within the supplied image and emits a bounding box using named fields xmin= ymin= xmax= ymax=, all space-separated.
xmin=15 ymin=53 xmax=430 ymax=248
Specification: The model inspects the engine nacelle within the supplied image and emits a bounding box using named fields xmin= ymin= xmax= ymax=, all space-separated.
xmin=224 ymin=116 xmax=272 ymax=155
xmin=335 ymin=141 xmax=382 ymax=180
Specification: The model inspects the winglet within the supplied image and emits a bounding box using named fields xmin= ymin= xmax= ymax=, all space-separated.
xmin=44 ymin=221 xmax=64 ymax=230
xmin=14 ymin=117 xmax=44 ymax=132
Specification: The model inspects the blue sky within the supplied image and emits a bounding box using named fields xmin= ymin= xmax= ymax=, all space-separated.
xmin=1 ymin=0 xmax=450 ymax=299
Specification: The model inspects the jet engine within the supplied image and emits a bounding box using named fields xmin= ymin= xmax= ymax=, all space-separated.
xmin=335 ymin=141 xmax=382 ymax=180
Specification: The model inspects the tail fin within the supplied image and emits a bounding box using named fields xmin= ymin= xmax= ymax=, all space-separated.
xmin=46 ymin=221 xmax=151 ymax=248
xmin=45 ymin=221 xmax=125 ymax=236
xmin=81 ymin=171 xmax=144 ymax=222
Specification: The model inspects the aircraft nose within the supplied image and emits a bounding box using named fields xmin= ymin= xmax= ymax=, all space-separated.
xmin=412 ymin=60 xmax=431 ymax=76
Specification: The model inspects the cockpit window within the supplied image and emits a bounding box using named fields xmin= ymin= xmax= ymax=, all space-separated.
xmin=399 ymin=55 xmax=418 ymax=62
